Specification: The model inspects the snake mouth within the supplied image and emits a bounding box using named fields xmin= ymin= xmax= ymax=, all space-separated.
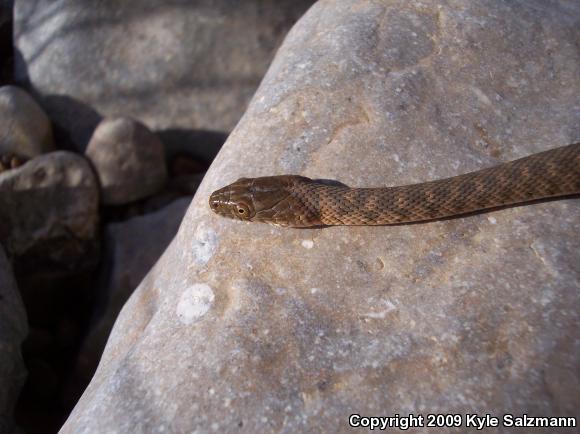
xmin=208 ymin=190 xmax=222 ymax=211
xmin=208 ymin=188 xmax=233 ymax=218
xmin=209 ymin=196 xmax=220 ymax=212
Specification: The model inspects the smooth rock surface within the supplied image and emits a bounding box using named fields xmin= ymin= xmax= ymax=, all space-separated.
xmin=0 ymin=85 xmax=54 ymax=158
xmin=62 ymin=1 xmax=580 ymax=433
xmin=0 ymin=245 xmax=28 ymax=434
xmin=76 ymin=197 xmax=191 ymax=382
xmin=0 ymin=151 xmax=99 ymax=274
xmin=85 ymin=117 xmax=167 ymax=205
xmin=14 ymin=0 xmax=316 ymax=156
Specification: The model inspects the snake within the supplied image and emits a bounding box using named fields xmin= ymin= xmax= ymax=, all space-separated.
xmin=209 ymin=143 xmax=580 ymax=227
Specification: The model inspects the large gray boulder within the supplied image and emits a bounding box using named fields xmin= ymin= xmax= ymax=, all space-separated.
xmin=0 ymin=151 xmax=99 ymax=273
xmin=61 ymin=1 xmax=580 ymax=433
xmin=0 ymin=245 xmax=28 ymax=434
xmin=14 ymin=0 xmax=316 ymax=156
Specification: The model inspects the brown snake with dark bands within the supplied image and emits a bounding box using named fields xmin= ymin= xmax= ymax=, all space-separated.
xmin=209 ymin=143 xmax=580 ymax=227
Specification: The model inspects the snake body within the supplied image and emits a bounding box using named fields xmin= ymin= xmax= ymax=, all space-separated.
xmin=209 ymin=143 xmax=580 ymax=227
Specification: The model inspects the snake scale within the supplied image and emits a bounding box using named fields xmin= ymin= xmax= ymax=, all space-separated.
xmin=209 ymin=143 xmax=580 ymax=227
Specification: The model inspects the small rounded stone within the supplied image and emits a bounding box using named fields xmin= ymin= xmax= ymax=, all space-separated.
xmin=0 ymin=85 xmax=54 ymax=158
xmin=85 ymin=117 xmax=168 ymax=205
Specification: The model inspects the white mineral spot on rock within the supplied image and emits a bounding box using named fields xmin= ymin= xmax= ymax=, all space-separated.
xmin=191 ymin=225 xmax=218 ymax=265
xmin=383 ymin=300 xmax=396 ymax=311
xmin=471 ymin=86 xmax=492 ymax=105
xmin=363 ymin=311 xmax=387 ymax=319
xmin=362 ymin=300 xmax=397 ymax=319
xmin=176 ymin=284 xmax=215 ymax=325
xmin=301 ymin=239 xmax=314 ymax=249
xmin=310 ymin=288 xmax=319 ymax=294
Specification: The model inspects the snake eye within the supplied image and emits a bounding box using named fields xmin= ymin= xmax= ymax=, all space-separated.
xmin=235 ymin=203 xmax=250 ymax=217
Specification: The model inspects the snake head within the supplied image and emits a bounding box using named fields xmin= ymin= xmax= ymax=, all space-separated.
xmin=209 ymin=175 xmax=320 ymax=227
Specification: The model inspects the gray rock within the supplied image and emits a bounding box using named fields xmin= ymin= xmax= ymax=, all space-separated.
xmin=0 ymin=245 xmax=28 ymax=434
xmin=14 ymin=0 xmax=316 ymax=157
xmin=85 ymin=117 xmax=167 ymax=205
xmin=0 ymin=85 xmax=54 ymax=158
xmin=0 ymin=151 xmax=99 ymax=274
xmin=76 ymin=197 xmax=191 ymax=381
xmin=61 ymin=1 xmax=580 ymax=433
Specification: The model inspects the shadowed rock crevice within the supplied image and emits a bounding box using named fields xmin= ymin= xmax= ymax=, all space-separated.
xmin=0 ymin=245 xmax=28 ymax=434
